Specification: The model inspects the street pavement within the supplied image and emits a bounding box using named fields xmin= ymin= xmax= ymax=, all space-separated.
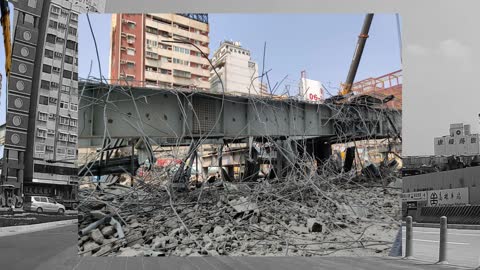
xmin=402 ymin=226 xmax=480 ymax=268
xmin=0 ymin=224 xmax=471 ymax=270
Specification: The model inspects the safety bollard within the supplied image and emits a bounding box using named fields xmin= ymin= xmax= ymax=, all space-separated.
xmin=404 ymin=216 xmax=413 ymax=259
xmin=436 ymin=216 xmax=448 ymax=264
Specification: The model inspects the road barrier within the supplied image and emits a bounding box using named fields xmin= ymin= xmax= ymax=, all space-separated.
xmin=436 ymin=216 xmax=448 ymax=264
xmin=404 ymin=216 xmax=413 ymax=259
xmin=404 ymin=215 xmax=450 ymax=264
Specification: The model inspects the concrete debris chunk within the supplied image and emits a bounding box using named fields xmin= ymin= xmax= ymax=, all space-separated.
xmin=228 ymin=197 xmax=258 ymax=213
xmin=213 ymin=226 xmax=224 ymax=236
xmin=307 ymin=218 xmax=324 ymax=233
xmin=101 ymin=226 xmax=115 ymax=237
xmin=90 ymin=228 xmax=105 ymax=244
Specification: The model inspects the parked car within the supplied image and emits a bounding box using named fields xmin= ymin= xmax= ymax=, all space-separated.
xmin=23 ymin=196 xmax=66 ymax=214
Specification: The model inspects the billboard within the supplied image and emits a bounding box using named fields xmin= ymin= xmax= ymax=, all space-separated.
xmin=401 ymin=191 xmax=427 ymax=202
xmin=426 ymin=187 xmax=469 ymax=207
xmin=299 ymin=78 xmax=324 ymax=102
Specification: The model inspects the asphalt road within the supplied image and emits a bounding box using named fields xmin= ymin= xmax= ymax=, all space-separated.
xmin=0 ymin=224 xmax=468 ymax=270
xmin=402 ymin=226 xmax=480 ymax=268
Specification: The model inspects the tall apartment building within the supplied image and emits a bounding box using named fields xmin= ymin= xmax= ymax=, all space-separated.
xmin=110 ymin=14 xmax=211 ymax=90
xmin=210 ymin=40 xmax=267 ymax=96
xmin=1 ymin=0 xmax=104 ymax=205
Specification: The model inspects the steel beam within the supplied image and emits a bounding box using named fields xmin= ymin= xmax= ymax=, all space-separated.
xmin=78 ymin=82 xmax=401 ymax=147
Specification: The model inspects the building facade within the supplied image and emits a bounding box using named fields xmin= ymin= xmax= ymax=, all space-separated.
xmin=434 ymin=123 xmax=480 ymax=156
xmin=109 ymin=13 xmax=211 ymax=90
xmin=1 ymin=0 xmax=104 ymax=205
xmin=210 ymin=40 xmax=267 ymax=96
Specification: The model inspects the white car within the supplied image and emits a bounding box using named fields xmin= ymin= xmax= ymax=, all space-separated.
xmin=24 ymin=196 xmax=66 ymax=214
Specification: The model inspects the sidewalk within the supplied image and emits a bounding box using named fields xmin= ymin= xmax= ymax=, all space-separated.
xmin=0 ymin=218 xmax=77 ymax=237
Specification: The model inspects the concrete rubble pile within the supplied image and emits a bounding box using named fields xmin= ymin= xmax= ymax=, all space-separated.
xmin=77 ymin=162 xmax=401 ymax=257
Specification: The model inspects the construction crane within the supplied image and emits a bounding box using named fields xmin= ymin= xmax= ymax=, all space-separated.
xmin=0 ymin=0 xmax=11 ymax=77
xmin=339 ymin=13 xmax=374 ymax=96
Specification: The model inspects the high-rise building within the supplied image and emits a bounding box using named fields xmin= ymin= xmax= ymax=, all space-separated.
xmin=109 ymin=14 xmax=211 ymax=90
xmin=1 ymin=0 xmax=105 ymax=206
xmin=210 ymin=40 xmax=266 ymax=96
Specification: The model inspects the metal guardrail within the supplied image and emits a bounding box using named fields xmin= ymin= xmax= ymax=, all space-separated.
xmin=418 ymin=206 xmax=480 ymax=224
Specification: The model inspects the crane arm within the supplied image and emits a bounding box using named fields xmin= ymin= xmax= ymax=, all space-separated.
xmin=0 ymin=0 xmax=11 ymax=77
xmin=340 ymin=13 xmax=374 ymax=96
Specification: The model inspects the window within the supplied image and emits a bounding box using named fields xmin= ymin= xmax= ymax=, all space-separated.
xmin=52 ymin=66 xmax=61 ymax=74
xmin=47 ymin=129 xmax=55 ymax=135
xmin=45 ymin=49 xmax=54 ymax=59
xmin=39 ymin=96 xmax=48 ymax=105
xmin=54 ymin=52 xmax=63 ymax=58
xmin=50 ymin=82 xmax=59 ymax=89
xmin=173 ymin=58 xmax=189 ymax=66
xmin=460 ymin=138 xmax=466 ymax=144
xmin=448 ymin=139 xmax=454 ymax=144
xmin=61 ymin=85 xmax=70 ymax=93
xmin=48 ymin=113 xmax=56 ymax=120
xmin=70 ymin=13 xmax=78 ymax=21
xmin=60 ymin=101 xmax=69 ymax=109
xmin=174 ymin=46 xmax=190 ymax=55
xmin=127 ymin=62 xmax=135 ymax=69
xmin=69 ymin=134 xmax=77 ymax=143
xmin=38 ymin=112 xmax=48 ymax=121
xmin=66 ymin=40 xmax=76 ymax=50
xmin=64 ymin=55 xmax=73 ymax=64
xmin=37 ymin=129 xmax=47 ymax=138
xmin=57 ymin=148 xmax=65 ymax=154
xmin=126 ymin=75 xmax=135 ymax=81
xmin=73 ymin=72 xmax=78 ymax=81
xmin=160 ymin=69 xmax=169 ymax=74
xmin=59 ymin=117 xmax=69 ymax=125
xmin=46 ymin=34 xmax=56 ymax=44
xmin=68 ymin=27 xmax=77 ymax=36
xmin=51 ymin=6 xmax=60 ymax=14
xmin=127 ymin=22 xmax=135 ymax=29
xmin=35 ymin=144 xmax=45 ymax=153
xmin=58 ymin=133 xmax=68 ymax=141
xmin=472 ymin=137 xmax=477 ymax=144
xmin=160 ymin=56 xmax=171 ymax=63
xmin=42 ymin=64 xmax=52 ymax=74
xmin=56 ymin=37 xmax=65 ymax=43
xmin=146 ymin=26 xmax=157 ymax=34
xmin=173 ymin=69 xmax=191 ymax=78
xmin=146 ymin=39 xmax=157 ymax=48
xmin=49 ymin=97 xmax=57 ymax=104
xmin=146 ymin=51 xmax=158 ymax=59
xmin=48 ymin=20 xmax=57 ymax=29
xmin=127 ymin=48 xmax=135 ymax=56
xmin=40 ymin=80 xmax=50 ymax=90
xmin=46 ymin=146 xmax=54 ymax=152
xmin=70 ymin=119 xmax=78 ymax=127
xmin=70 ymin=103 xmax=78 ymax=111
xmin=437 ymin=139 xmax=443 ymax=145
xmin=63 ymin=70 xmax=72 ymax=79
xmin=67 ymin=148 xmax=76 ymax=156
